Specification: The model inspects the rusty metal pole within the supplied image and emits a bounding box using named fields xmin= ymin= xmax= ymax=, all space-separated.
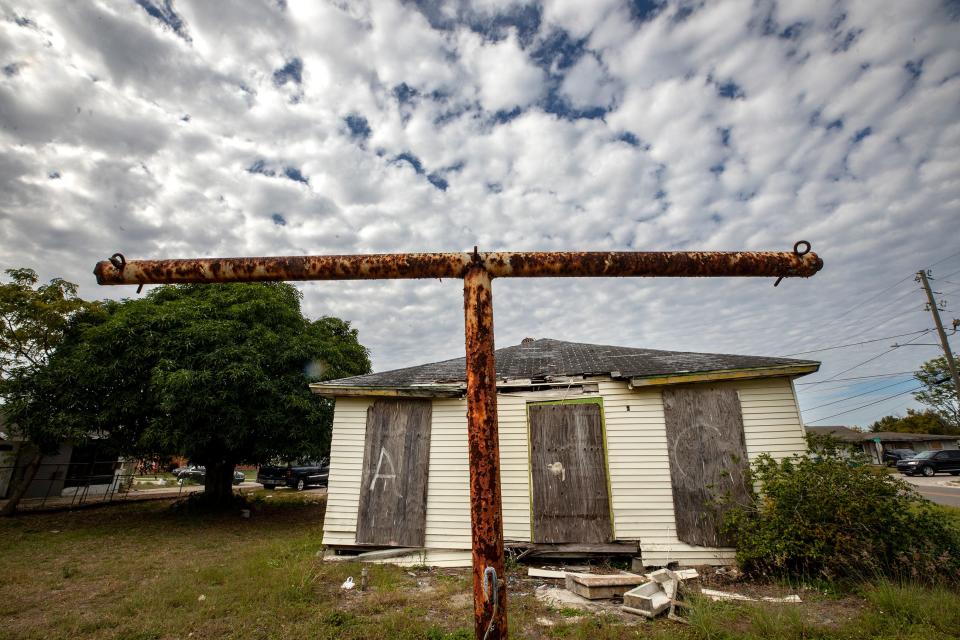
xmin=463 ymin=262 xmax=507 ymax=639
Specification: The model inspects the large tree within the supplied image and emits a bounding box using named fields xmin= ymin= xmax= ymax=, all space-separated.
xmin=0 ymin=269 xmax=97 ymax=515
xmin=23 ymin=282 xmax=370 ymax=506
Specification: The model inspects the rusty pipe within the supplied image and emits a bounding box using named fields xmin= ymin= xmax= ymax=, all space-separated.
xmin=463 ymin=265 xmax=507 ymax=639
xmin=93 ymin=249 xmax=822 ymax=285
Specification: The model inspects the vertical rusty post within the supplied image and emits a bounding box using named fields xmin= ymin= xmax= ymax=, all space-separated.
xmin=463 ymin=262 xmax=507 ymax=640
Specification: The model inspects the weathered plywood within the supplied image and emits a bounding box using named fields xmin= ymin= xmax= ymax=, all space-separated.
xmin=662 ymin=387 xmax=751 ymax=547
xmin=355 ymin=399 xmax=432 ymax=547
xmin=529 ymin=402 xmax=612 ymax=544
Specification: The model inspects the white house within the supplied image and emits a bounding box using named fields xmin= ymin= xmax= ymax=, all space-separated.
xmin=310 ymin=338 xmax=818 ymax=567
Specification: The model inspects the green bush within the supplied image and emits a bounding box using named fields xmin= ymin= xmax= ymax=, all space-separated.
xmin=723 ymin=448 xmax=960 ymax=584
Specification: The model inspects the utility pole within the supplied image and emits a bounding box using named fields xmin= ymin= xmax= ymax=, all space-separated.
xmin=917 ymin=270 xmax=960 ymax=403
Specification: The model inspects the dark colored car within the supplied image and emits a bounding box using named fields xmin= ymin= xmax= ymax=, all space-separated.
xmin=896 ymin=450 xmax=960 ymax=477
xmin=882 ymin=448 xmax=916 ymax=465
xmin=257 ymin=459 xmax=329 ymax=491
xmin=174 ymin=465 xmax=245 ymax=485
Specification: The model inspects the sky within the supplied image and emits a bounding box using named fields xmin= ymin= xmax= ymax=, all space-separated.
xmin=1 ymin=0 xmax=958 ymax=429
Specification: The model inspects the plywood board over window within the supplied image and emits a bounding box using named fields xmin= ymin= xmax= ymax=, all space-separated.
xmin=355 ymin=399 xmax=432 ymax=547
xmin=528 ymin=401 xmax=613 ymax=544
xmin=662 ymin=387 xmax=751 ymax=547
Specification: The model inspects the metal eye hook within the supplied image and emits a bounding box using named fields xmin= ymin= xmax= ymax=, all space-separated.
xmin=775 ymin=240 xmax=813 ymax=287
xmin=109 ymin=253 xmax=126 ymax=271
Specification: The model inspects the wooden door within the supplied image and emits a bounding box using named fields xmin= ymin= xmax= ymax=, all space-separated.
xmin=355 ymin=399 xmax=432 ymax=547
xmin=529 ymin=402 xmax=612 ymax=544
xmin=662 ymin=387 xmax=751 ymax=547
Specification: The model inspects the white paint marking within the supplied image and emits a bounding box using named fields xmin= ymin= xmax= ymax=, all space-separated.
xmin=369 ymin=447 xmax=402 ymax=497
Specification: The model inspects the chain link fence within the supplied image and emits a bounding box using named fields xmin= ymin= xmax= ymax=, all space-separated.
xmin=0 ymin=460 xmax=197 ymax=511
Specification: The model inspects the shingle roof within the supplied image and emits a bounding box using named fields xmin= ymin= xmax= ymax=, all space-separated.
xmin=319 ymin=338 xmax=818 ymax=389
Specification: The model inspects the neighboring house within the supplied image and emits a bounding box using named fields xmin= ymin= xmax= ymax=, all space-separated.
xmin=0 ymin=427 xmax=130 ymax=501
xmin=311 ymin=338 xmax=819 ymax=567
xmin=806 ymin=425 xmax=960 ymax=464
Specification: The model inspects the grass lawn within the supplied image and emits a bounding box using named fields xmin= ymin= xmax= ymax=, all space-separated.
xmin=0 ymin=493 xmax=958 ymax=640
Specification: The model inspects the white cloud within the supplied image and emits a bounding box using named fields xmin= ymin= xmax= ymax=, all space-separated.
xmin=0 ymin=0 xmax=958 ymax=428
xmin=458 ymin=29 xmax=545 ymax=112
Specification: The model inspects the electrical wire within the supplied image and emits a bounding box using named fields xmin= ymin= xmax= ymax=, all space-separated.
xmin=801 ymin=378 xmax=917 ymax=412
xmin=927 ymin=250 xmax=960 ymax=270
xmin=796 ymin=371 xmax=918 ymax=385
xmin=938 ymin=267 xmax=960 ymax=281
xmin=805 ymin=386 xmax=925 ymax=423
xmin=779 ymin=329 xmax=932 ymax=357
xmin=800 ymin=249 xmax=960 ymax=346
xmin=816 ymin=331 xmax=929 ymax=384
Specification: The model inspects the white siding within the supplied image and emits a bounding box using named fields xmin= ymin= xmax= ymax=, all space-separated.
xmin=322 ymin=376 xmax=808 ymax=567
xmin=322 ymin=397 xmax=371 ymax=546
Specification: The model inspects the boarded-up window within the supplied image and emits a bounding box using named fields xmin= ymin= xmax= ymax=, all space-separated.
xmin=662 ymin=387 xmax=750 ymax=547
xmin=355 ymin=399 xmax=432 ymax=547
xmin=529 ymin=402 xmax=613 ymax=544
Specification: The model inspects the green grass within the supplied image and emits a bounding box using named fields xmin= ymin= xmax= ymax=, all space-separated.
xmin=1 ymin=493 xmax=958 ymax=639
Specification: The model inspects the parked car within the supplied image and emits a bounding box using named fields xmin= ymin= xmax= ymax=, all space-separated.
xmin=174 ymin=465 xmax=245 ymax=485
xmin=257 ymin=459 xmax=329 ymax=490
xmin=896 ymin=450 xmax=960 ymax=477
xmin=882 ymin=448 xmax=916 ymax=465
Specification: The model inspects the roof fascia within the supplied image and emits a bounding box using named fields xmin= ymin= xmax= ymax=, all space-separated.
xmin=309 ymin=384 xmax=462 ymax=398
xmin=628 ymin=363 xmax=820 ymax=388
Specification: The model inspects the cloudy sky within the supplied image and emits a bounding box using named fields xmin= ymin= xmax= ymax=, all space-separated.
xmin=1 ymin=0 xmax=958 ymax=428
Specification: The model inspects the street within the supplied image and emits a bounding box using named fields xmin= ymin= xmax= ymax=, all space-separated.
xmin=901 ymin=475 xmax=960 ymax=508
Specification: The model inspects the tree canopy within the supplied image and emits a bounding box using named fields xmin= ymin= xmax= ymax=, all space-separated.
xmin=913 ymin=354 xmax=959 ymax=427
xmin=10 ymin=282 xmax=370 ymax=504
xmin=866 ymin=355 xmax=960 ymax=435
xmin=0 ymin=268 xmax=97 ymax=451
xmin=868 ymin=409 xmax=956 ymax=435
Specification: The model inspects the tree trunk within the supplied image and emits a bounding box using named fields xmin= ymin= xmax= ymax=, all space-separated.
xmin=0 ymin=450 xmax=43 ymax=517
xmin=203 ymin=459 xmax=237 ymax=507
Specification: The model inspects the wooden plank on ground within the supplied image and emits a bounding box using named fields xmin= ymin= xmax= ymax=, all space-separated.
xmin=662 ymin=387 xmax=751 ymax=547
xmin=355 ymin=399 xmax=432 ymax=547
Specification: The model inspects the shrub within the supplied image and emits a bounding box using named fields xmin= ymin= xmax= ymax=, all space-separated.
xmin=723 ymin=448 xmax=960 ymax=584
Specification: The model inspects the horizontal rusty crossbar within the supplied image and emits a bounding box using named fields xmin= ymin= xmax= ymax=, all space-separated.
xmin=93 ymin=250 xmax=822 ymax=285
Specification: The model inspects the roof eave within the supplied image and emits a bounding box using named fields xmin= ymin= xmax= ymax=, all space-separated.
xmin=627 ymin=363 xmax=820 ymax=388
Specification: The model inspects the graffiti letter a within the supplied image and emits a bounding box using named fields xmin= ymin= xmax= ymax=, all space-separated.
xmin=369 ymin=447 xmax=401 ymax=497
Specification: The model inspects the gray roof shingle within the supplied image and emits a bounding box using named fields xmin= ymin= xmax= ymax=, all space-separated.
xmin=320 ymin=338 xmax=818 ymax=389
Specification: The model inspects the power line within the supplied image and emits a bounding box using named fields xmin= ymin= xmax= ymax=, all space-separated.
xmin=779 ymin=329 xmax=932 ymax=357
xmin=802 ymin=249 xmax=960 ymax=345
xmin=816 ymin=331 xmax=929 ymax=383
xmin=927 ymin=250 xmax=960 ymax=270
xmin=805 ymin=386 xmax=924 ymax=424
xmin=796 ymin=370 xmax=918 ymax=385
xmin=938 ymin=267 xmax=960 ymax=281
xmin=802 ymin=378 xmax=917 ymax=412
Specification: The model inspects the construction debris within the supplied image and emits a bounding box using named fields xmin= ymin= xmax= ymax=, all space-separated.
xmin=530 ymin=563 xmax=797 ymax=623
xmin=534 ymin=585 xmax=603 ymax=612
xmin=700 ymin=588 xmax=801 ymax=603
xmin=564 ymin=573 xmax=647 ymax=600
xmin=527 ymin=568 xmax=570 ymax=579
